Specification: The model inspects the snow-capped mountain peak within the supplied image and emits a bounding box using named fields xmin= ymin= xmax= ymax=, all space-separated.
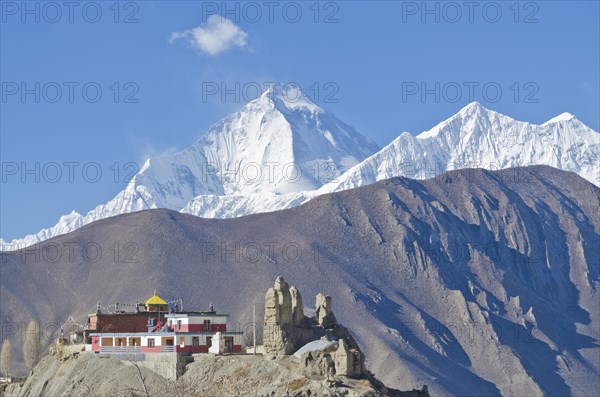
xmin=543 ymin=112 xmax=576 ymax=125
xmin=258 ymin=84 xmax=323 ymax=113
xmin=3 ymin=99 xmax=598 ymax=250
xmin=1 ymin=86 xmax=380 ymax=249
xmin=416 ymin=101 xmax=497 ymax=140
xmin=188 ymin=84 xmax=379 ymax=196
xmin=324 ymin=103 xmax=598 ymax=193
xmin=60 ymin=210 xmax=82 ymax=221
xmin=459 ymin=100 xmax=484 ymax=113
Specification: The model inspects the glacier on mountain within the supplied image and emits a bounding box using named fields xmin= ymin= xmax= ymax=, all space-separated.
xmin=2 ymin=91 xmax=598 ymax=250
xmin=322 ymin=101 xmax=599 ymax=193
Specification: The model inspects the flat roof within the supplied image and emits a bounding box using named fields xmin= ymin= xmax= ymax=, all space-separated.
xmin=89 ymin=331 xmax=244 ymax=337
xmin=89 ymin=311 xmax=230 ymax=317
xmin=89 ymin=312 xmax=166 ymax=316
xmin=165 ymin=312 xmax=229 ymax=318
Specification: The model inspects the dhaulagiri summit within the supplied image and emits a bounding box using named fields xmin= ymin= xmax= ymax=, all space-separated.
xmin=2 ymin=87 xmax=598 ymax=249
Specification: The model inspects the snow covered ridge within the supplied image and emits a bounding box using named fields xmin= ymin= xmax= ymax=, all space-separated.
xmin=2 ymin=89 xmax=599 ymax=250
xmin=322 ymin=101 xmax=599 ymax=193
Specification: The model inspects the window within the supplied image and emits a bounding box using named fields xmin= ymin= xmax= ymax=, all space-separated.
xmin=147 ymin=338 xmax=155 ymax=348
xmin=180 ymin=337 xmax=185 ymax=347
xmin=192 ymin=336 xmax=200 ymax=347
xmin=204 ymin=320 xmax=211 ymax=331
xmin=177 ymin=320 xmax=182 ymax=331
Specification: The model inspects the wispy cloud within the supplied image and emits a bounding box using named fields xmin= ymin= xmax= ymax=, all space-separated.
xmin=134 ymin=139 xmax=180 ymax=166
xmin=170 ymin=16 xmax=248 ymax=56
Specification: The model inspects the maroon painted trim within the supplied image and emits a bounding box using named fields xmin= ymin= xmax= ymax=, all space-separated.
xmin=175 ymin=345 xmax=208 ymax=353
xmin=181 ymin=323 xmax=227 ymax=332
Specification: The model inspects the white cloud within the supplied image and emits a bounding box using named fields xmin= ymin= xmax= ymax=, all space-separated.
xmin=170 ymin=16 xmax=248 ymax=56
xmin=136 ymin=140 xmax=179 ymax=165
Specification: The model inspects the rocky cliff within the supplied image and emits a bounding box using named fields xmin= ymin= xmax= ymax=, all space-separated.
xmin=2 ymin=350 xmax=429 ymax=397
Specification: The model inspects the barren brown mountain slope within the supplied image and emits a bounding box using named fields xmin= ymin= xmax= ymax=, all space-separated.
xmin=1 ymin=166 xmax=599 ymax=396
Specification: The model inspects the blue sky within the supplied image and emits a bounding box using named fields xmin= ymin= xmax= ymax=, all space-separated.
xmin=1 ymin=0 xmax=599 ymax=241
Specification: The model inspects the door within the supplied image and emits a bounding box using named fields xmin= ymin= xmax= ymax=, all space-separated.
xmin=206 ymin=336 xmax=212 ymax=349
xmin=224 ymin=336 xmax=234 ymax=353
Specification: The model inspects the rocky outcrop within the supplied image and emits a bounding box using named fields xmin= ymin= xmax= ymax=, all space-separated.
xmin=263 ymin=276 xmax=369 ymax=383
xmin=264 ymin=277 xmax=314 ymax=355
xmin=315 ymin=292 xmax=337 ymax=328
xmin=275 ymin=277 xmax=293 ymax=324
xmin=301 ymin=348 xmax=337 ymax=378
xmin=290 ymin=286 xmax=304 ymax=326
xmin=335 ymin=339 xmax=365 ymax=377
xmin=296 ymin=337 xmax=366 ymax=382
xmin=264 ymin=277 xmax=309 ymax=354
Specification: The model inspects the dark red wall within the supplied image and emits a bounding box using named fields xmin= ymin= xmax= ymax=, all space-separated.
xmin=90 ymin=313 xmax=166 ymax=333
xmin=176 ymin=345 xmax=209 ymax=353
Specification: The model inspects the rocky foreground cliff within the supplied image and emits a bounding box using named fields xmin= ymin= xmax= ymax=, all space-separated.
xmin=2 ymin=350 xmax=429 ymax=397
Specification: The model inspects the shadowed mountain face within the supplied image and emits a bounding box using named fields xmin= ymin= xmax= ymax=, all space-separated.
xmin=1 ymin=166 xmax=599 ymax=396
